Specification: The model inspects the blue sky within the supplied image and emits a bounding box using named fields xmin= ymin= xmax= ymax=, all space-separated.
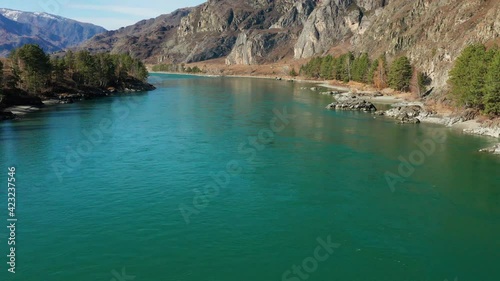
xmin=1 ymin=0 xmax=206 ymax=30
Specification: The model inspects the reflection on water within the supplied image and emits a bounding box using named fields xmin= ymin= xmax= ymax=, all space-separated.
xmin=0 ymin=74 xmax=499 ymax=281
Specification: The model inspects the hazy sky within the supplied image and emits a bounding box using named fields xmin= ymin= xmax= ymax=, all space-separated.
xmin=1 ymin=0 xmax=206 ymax=30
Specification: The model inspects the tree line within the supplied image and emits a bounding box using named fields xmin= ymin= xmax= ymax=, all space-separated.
xmin=448 ymin=44 xmax=500 ymax=115
xmin=151 ymin=63 xmax=203 ymax=74
xmin=4 ymin=44 xmax=148 ymax=95
xmin=300 ymin=53 xmax=416 ymax=92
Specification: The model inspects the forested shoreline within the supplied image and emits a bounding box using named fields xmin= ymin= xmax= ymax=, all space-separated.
xmin=1 ymin=44 xmax=155 ymax=120
xmin=298 ymin=43 xmax=500 ymax=116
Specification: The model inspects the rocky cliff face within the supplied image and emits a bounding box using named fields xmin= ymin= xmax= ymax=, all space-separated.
xmin=352 ymin=0 xmax=500 ymax=92
xmin=226 ymin=0 xmax=316 ymax=65
xmin=79 ymin=0 xmax=499 ymax=92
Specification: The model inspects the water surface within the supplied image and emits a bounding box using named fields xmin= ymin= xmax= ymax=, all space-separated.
xmin=0 ymin=74 xmax=499 ymax=281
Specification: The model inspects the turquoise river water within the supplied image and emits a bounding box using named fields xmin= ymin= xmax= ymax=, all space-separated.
xmin=0 ymin=74 xmax=499 ymax=281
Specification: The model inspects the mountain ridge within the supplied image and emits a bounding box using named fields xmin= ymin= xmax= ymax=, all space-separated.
xmin=73 ymin=0 xmax=500 ymax=93
xmin=0 ymin=8 xmax=106 ymax=57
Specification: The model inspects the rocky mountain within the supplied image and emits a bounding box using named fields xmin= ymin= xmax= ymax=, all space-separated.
xmin=80 ymin=0 xmax=500 ymax=92
xmin=0 ymin=8 xmax=106 ymax=57
xmin=79 ymin=8 xmax=192 ymax=63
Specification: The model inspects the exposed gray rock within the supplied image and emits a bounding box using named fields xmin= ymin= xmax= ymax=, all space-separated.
xmin=270 ymin=0 xmax=316 ymax=29
xmin=356 ymin=0 xmax=389 ymax=11
xmin=294 ymin=0 xmax=353 ymax=59
xmin=226 ymin=30 xmax=292 ymax=65
xmin=385 ymin=105 xmax=425 ymax=119
xmin=382 ymin=104 xmax=431 ymax=124
xmin=320 ymin=91 xmax=340 ymax=95
xmin=326 ymin=97 xmax=377 ymax=111
xmin=479 ymin=144 xmax=500 ymax=155
xmin=398 ymin=116 xmax=421 ymax=124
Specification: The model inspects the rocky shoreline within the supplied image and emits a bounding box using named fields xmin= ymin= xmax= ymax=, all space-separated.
xmin=1 ymin=81 xmax=156 ymax=121
xmin=319 ymin=88 xmax=500 ymax=154
xmin=152 ymin=72 xmax=500 ymax=152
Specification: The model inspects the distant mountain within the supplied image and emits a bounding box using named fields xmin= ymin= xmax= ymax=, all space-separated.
xmin=0 ymin=8 xmax=106 ymax=57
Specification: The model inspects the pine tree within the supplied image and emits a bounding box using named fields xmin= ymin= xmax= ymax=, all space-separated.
xmin=484 ymin=49 xmax=500 ymax=115
xmin=449 ymin=44 xmax=488 ymax=108
xmin=9 ymin=44 xmax=51 ymax=94
xmin=300 ymin=57 xmax=322 ymax=78
xmin=388 ymin=56 xmax=413 ymax=91
xmin=351 ymin=53 xmax=371 ymax=83
xmin=50 ymin=58 xmax=66 ymax=83
xmin=320 ymin=55 xmax=334 ymax=79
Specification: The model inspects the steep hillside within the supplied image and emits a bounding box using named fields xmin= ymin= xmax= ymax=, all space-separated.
xmin=352 ymin=0 xmax=500 ymax=93
xmin=0 ymin=8 xmax=106 ymax=57
xmin=79 ymin=0 xmax=500 ymax=92
xmin=79 ymin=8 xmax=192 ymax=63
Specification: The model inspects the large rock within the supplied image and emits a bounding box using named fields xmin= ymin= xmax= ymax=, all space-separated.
xmin=479 ymin=144 xmax=500 ymax=155
xmin=383 ymin=104 xmax=430 ymax=124
xmin=326 ymin=97 xmax=377 ymax=111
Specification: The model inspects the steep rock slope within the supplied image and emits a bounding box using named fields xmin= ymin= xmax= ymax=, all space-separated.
xmin=294 ymin=0 xmax=389 ymax=58
xmin=352 ymin=0 xmax=500 ymax=92
xmin=225 ymin=0 xmax=316 ymax=65
xmin=0 ymin=8 xmax=106 ymax=57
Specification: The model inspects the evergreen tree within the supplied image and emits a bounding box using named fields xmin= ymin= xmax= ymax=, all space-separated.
xmin=95 ymin=53 xmax=115 ymax=87
xmin=320 ymin=55 xmax=334 ymax=79
xmin=9 ymin=44 xmax=51 ymax=94
xmin=50 ymin=58 xmax=66 ymax=83
xmin=484 ymin=49 xmax=500 ymax=115
xmin=449 ymin=44 xmax=488 ymax=108
xmin=300 ymin=57 xmax=322 ymax=78
xmin=334 ymin=54 xmax=347 ymax=82
xmin=351 ymin=53 xmax=371 ymax=83
xmin=74 ymin=51 xmax=98 ymax=86
xmin=388 ymin=56 xmax=413 ymax=91
xmin=344 ymin=52 xmax=355 ymax=82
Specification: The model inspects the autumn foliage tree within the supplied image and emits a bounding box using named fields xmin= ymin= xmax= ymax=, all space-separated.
xmin=370 ymin=55 xmax=388 ymax=89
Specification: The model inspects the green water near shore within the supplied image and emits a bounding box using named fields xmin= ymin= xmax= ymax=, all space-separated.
xmin=0 ymin=74 xmax=499 ymax=281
